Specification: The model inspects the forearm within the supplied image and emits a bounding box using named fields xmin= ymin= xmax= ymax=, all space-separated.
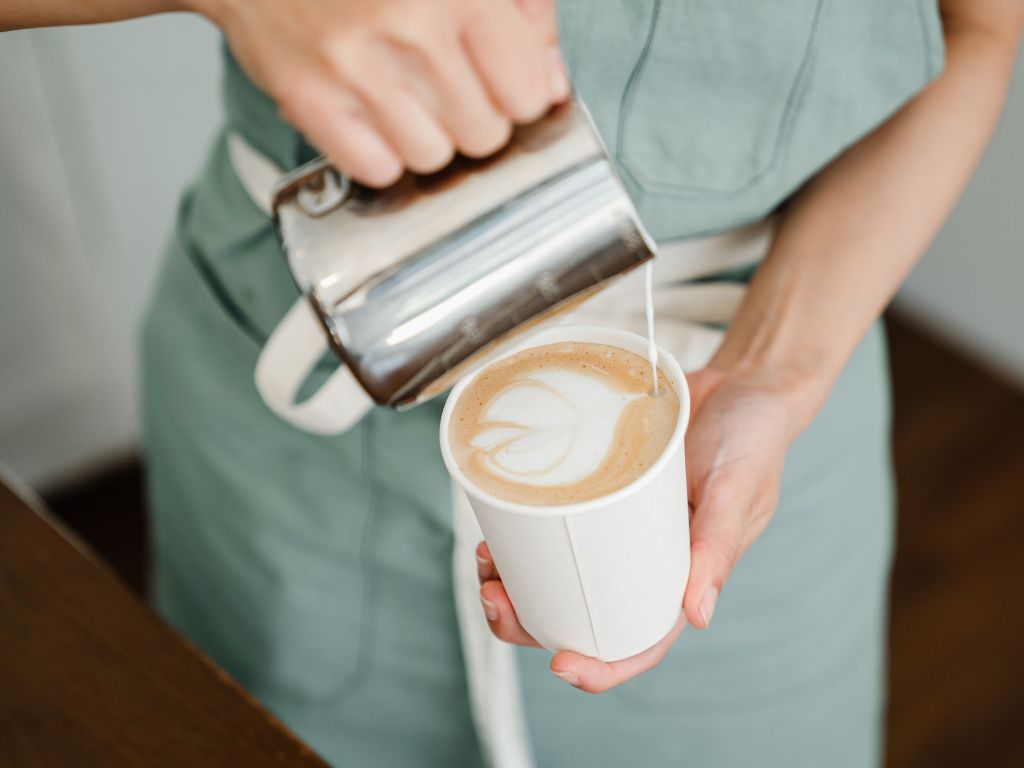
xmin=712 ymin=12 xmax=1023 ymax=438
xmin=0 ymin=0 xmax=188 ymax=32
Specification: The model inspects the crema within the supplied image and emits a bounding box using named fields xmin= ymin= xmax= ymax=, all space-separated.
xmin=448 ymin=341 xmax=679 ymax=505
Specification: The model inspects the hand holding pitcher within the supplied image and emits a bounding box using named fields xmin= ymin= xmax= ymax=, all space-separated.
xmin=201 ymin=0 xmax=570 ymax=186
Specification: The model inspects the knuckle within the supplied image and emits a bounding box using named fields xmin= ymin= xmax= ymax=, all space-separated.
xmin=395 ymin=13 xmax=447 ymax=48
xmin=751 ymin=496 xmax=777 ymax=530
xmin=459 ymin=0 xmax=491 ymax=23
xmin=321 ymin=38 xmax=364 ymax=84
xmin=694 ymin=536 xmax=741 ymax=574
xmin=274 ymin=76 xmax=315 ymax=124
xmin=374 ymin=2 xmax=448 ymax=49
xmin=539 ymin=0 xmax=559 ymax=25
xmin=491 ymin=620 xmax=516 ymax=643
xmin=315 ymin=23 xmax=377 ymax=83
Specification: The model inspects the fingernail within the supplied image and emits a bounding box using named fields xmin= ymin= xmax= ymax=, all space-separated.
xmin=548 ymin=48 xmax=571 ymax=101
xmin=480 ymin=594 xmax=499 ymax=622
xmin=476 ymin=554 xmax=491 ymax=568
xmin=699 ymin=587 xmax=719 ymax=629
xmin=553 ymin=670 xmax=579 ymax=687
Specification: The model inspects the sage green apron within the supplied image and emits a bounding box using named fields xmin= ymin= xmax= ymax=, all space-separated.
xmin=143 ymin=2 xmax=944 ymax=765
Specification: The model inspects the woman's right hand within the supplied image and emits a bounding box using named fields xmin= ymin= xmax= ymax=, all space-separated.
xmin=194 ymin=0 xmax=569 ymax=186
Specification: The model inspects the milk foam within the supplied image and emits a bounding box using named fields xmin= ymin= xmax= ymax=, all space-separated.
xmin=449 ymin=341 xmax=680 ymax=506
xmin=470 ymin=370 xmax=641 ymax=487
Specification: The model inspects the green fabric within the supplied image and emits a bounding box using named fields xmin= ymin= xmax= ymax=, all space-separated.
xmin=518 ymin=324 xmax=895 ymax=766
xmin=144 ymin=217 xmax=894 ymax=765
xmin=143 ymin=3 xmax=929 ymax=763
xmin=221 ymin=0 xmax=944 ymax=240
xmin=145 ymin=135 xmax=894 ymax=767
xmin=143 ymin=202 xmax=484 ymax=765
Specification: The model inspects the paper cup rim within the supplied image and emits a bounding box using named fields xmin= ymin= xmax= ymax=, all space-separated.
xmin=439 ymin=324 xmax=690 ymax=517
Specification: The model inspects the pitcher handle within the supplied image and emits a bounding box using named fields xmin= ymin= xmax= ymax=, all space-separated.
xmin=255 ymin=298 xmax=373 ymax=434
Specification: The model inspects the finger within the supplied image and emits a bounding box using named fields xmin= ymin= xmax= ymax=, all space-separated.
xmin=463 ymin=0 xmax=552 ymax=122
xmin=684 ymin=368 xmax=727 ymax=418
xmin=550 ymin=612 xmax=686 ymax=694
xmin=476 ymin=541 xmax=499 ymax=585
xmin=513 ymin=0 xmax=571 ymax=101
xmin=681 ymin=478 xmax=752 ymax=629
xmin=361 ymin=83 xmax=456 ymax=174
xmin=281 ymin=75 xmax=402 ymax=187
xmin=513 ymin=0 xmax=558 ymax=45
xmin=338 ymin=44 xmax=456 ymax=175
xmin=480 ymin=580 xmax=541 ymax=648
xmin=423 ymin=45 xmax=513 ymax=157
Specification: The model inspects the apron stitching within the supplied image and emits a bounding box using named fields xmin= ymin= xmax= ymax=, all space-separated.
xmin=174 ymin=141 xmax=340 ymax=375
xmin=614 ymin=0 xmax=663 ymax=202
xmin=173 ymin=213 xmax=268 ymax=350
xmin=249 ymin=420 xmax=382 ymax=708
xmin=347 ymin=417 xmax=382 ymax=693
xmin=915 ymin=0 xmax=938 ymax=81
xmin=174 ymin=224 xmax=341 ymax=377
xmin=616 ymin=0 xmax=827 ymax=198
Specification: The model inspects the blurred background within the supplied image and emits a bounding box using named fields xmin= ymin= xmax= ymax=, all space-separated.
xmin=1 ymin=16 xmax=1022 ymax=768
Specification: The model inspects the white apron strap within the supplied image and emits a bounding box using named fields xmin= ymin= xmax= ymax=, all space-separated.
xmin=452 ymin=484 xmax=536 ymax=768
xmin=253 ymin=298 xmax=374 ymax=435
xmin=227 ymin=132 xmax=281 ymax=216
xmin=228 ymin=129 xmax=776 ymax=767
xmin=228 ymin=131 xmax=375 ymax=434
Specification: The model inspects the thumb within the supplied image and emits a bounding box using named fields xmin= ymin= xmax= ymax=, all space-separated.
xmin=682 ymin=479 xmax=753 ymax=629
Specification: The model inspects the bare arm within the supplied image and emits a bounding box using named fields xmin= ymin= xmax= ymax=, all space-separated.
xmin=480 ymin=0 xmax=1024 ymax=693
xmin=2 ymin=0 xmax=568 ymax=186
xmin=713 ymin=0 xmax=1024 ymax=435
xmin=0 ymin=0 xmax=183 ymax=31
xmin=663 ymin=0 xmax=1024 ymax=661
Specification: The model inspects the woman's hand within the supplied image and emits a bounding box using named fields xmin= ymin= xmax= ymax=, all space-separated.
xmin=476 ymin=365 xmax=801 ymax=693
xmin=194 ymin=0 xmax=568 ymax=186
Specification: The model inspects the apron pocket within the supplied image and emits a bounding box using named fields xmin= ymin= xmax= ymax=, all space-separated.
xmin=618 ymin=0 xmax=825 ymax=196
xmin=145 ymin=235 xmax=380 ymax=705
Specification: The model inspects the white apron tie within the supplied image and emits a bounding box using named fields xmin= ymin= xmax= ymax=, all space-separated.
xmin=227 ymin=131 xmax=775 ymax=768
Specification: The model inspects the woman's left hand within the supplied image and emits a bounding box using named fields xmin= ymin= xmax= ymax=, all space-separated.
xmin=476 ymin=365 xmax=802 ymax=693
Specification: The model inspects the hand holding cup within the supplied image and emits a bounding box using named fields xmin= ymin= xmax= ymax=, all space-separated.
xmin=472 ymin=364 xmax=795 ymax=693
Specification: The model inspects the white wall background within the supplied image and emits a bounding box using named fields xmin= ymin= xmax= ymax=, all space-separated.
xmin=0 ymin=15 xmax=221 ymax=488
xmin=0 ymin=21 xmax=1021 ymax=489
xmin=895 ymin=47 xmax=1024 ymax=384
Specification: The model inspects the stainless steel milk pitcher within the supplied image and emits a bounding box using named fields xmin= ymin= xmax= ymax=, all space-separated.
xmin=255 ymin=99 xmax=655 ymax=434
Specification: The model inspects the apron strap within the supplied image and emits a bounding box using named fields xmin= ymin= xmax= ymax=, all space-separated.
xmin=253 ymin=298 xmax=374 ymax=435
xmin=452 ymin=484 xmax=536 ymax=768
xmin=227 ymin=132 xmax=281 ymax=216
xmin=229 ymin=131 xmax=375 ymax=434
xmin=228 ymin=128 xmax=776 ymax=768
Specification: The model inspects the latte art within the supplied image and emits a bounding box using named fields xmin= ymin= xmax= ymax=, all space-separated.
xmin=472 ymin=370 xmax=642 ymax=486
xmin=449 ymin=341 xmax=680 ymax=505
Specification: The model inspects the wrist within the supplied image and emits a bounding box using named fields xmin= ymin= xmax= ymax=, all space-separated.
xmin=703 ymin=349 xmax=833 ymax=444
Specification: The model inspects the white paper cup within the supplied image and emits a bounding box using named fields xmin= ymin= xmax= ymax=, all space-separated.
xmin=440 ymin=325 xmax=690 ymax=662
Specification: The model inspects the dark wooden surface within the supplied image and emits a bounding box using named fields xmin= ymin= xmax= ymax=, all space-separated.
xmin=0 ymin=479 xmax=328 ymax=768
xmin=885 ymin=314 xmax=1024 ymax=768
xmin=32 ymin=312 xmax=1024 ymax=767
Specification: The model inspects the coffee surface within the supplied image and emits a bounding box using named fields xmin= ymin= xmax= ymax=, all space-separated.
xmin=448 ymin=341 xmax=680 ymax=505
